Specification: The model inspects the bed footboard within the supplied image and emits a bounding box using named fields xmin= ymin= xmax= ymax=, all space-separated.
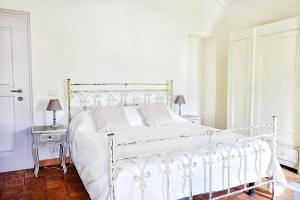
xmin=106 ymin=116 xmax=279 ymax=200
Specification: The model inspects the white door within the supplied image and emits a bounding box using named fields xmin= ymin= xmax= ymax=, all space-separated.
xmin=253 ymin=29 xmax=300 ymax=145
xmin=0 ymin=10 xmax=33 ymax=172
xmin=227 ymin=31 xmax=254 ymax=131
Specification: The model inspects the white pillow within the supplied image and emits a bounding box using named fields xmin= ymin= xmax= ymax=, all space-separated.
xmin=166 ymin=107 xmax=187 ymax=122
xmin=69 ymin=110 xmax=96 ymax=133
xmin=92 ymin=105 xmax=130 ymax=131
xmin=139 ymin=103 xmax=174 ymax=127
xmin=124 ymin=106 xmax=145 ymax=127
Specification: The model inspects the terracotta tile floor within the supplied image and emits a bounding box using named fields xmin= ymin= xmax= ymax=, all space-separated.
xmin=0 ymin=165 xmax=89 ymax=200
xmin=0 ymin=165 xmax=298 ymax=200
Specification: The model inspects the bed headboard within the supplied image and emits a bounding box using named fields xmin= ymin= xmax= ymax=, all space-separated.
xmin=66 ymin=79 xmax=174 ymax=124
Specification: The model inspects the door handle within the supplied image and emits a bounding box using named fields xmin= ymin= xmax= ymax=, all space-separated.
xmin=10 ymin=89 xmax=23 ymax=94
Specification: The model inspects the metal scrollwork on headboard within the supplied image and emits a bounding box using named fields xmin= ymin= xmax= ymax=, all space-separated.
xmin=67 ymin=79 xmax=174 ymax=124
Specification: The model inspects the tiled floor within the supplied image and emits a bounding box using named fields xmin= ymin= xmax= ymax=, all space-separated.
xmin=0 ymin=165 xmax=298 ymax=200
xmin=0 ymin=165 xmax=89 ymax=200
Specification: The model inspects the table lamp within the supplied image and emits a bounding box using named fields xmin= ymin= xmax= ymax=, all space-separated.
xmin=174 ymin=95 xmax=185 ymax=115
xmin=47 ymin=99 xmax=62 ymax=127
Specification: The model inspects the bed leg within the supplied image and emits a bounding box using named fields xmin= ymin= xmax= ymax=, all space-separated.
xmin=272 ymin=116 xmax=278 ymax=200
xmin=247 ymin=182 xmax=255 ymax=196
xmin=108 ymin=133 xmax=115 ymax=200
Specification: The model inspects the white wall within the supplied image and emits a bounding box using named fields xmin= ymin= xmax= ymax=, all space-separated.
xmin=201 ymin=38 xmax=217 ymax=127
xmin=208 ymin=11 xmax=229 ymax=129
xmin=0 ymin=0 xmax=225 ymax=159
xmin=184 ymin=35 xmax=203 ymax=116
xmin=4 ymin=0 xmax=297 ymax=160
xmin=0 ymin=0 xmax=225 ymax=127
xmin=1 ymin=0 xmax=298 ymax=133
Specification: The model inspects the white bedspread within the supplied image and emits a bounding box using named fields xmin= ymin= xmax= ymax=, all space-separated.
xmin=69 ymin=118 xmax=286 ymax=200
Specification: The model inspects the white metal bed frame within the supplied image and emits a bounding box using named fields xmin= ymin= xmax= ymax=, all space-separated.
xmin=66 ymin=79 xmax=278 ymax=200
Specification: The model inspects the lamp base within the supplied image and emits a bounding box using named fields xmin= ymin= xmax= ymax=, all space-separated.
xmin=178 ymin=104 xmax=182 ymax=115
xmin=51 ymin=111 xmax=58 ymax=128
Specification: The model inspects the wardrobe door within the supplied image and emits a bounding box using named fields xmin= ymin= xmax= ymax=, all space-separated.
xmin=253 ymin=29 xmax=300 ymax=145
xmin=227 ymin=32 xmax=253 ymax=130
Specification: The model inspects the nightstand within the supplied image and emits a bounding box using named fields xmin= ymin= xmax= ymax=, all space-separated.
xmin=32 ymin=125 xmax=68 ymax=177
xmin=181 ymin=115 xmax=202 ymax=124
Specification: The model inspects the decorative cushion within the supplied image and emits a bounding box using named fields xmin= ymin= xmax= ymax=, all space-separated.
xmin=139 ymin=103 xmax=174 ymax=127
xmin=92 ymin=105 xmax=130 ymax=131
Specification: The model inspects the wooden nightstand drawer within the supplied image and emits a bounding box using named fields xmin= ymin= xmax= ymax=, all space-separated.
xmin=40 ymin=133 xmax=61 ymax=143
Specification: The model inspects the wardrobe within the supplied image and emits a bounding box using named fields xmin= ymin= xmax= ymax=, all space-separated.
xmin=227 ymin=17 xmax=300 ymax=173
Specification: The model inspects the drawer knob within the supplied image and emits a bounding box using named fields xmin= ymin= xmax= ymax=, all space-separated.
xmin=48 ymin=136 xmax=51 ymax=139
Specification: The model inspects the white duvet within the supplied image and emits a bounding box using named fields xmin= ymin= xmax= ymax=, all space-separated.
xmin=69 ymin=111 xmax=286 ymax=200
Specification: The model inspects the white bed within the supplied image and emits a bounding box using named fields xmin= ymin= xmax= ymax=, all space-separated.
xmin=69 ymin=109 xmax=285 ymax=200
xmin=66 ymin=79 xmax=285 ymax=200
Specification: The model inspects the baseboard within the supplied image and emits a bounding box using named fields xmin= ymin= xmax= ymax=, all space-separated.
xmin=39 ymin=157 xmax=71 ymax=167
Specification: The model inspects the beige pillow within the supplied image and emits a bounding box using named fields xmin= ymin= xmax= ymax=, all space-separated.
xmin=139 ymin=103 xmax=174 ymax=127
xmin=92 ymin=105 xmax=130 ymax=131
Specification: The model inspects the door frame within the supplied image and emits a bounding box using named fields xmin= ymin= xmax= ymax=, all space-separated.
xmin=0 ymin=8 xmax=33 ymax=169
